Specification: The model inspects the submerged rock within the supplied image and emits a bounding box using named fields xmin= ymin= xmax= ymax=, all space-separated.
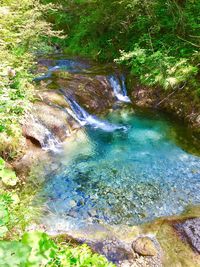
xmin=90 ymin=238 xmax=134 ymax=264
xmin=132 ymin=237 xmax=158 ymax=256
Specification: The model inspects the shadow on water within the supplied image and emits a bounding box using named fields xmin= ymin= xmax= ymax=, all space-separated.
xmin=131 ymin=106 xmax=200 ymax=157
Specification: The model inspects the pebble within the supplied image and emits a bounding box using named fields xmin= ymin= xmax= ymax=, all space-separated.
xmin=88 ymin=209 xmax=97 ymax=217
xmin=69 ymin=200 xmax=77 ymax=207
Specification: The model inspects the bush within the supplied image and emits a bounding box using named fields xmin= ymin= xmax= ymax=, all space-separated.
xmin=0 ymin=0 xmax=61 ymax=159
xmin=0 ymin=231 xmax=115 ymax=266
xmin=44 ymin=0 xmax=200 ymax=93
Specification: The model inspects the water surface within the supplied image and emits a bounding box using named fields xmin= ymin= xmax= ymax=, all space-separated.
xmin=37 ymin=108 xmax=200 ymax=231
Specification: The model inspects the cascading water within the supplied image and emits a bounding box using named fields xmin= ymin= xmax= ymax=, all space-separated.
xmin=42 ymin=128 xmax=61 ymax=152
xmin=35 ymin=58 xmax=131 ymax=106
xmin=59 ymin=89 xmax=127 ymax=132
xmin=31 ymin=117 xmax=61 ymax=152
xmin=39 ymin=59 xmax=90 ymax=73
xmin=108 ymin=74 xmax=131 ymax=103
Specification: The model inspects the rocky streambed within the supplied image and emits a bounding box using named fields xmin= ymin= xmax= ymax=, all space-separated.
xmin=14 ymin=55 xmax=200 ymax=267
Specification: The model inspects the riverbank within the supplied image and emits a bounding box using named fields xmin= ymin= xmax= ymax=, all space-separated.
xmin=130 ymin=79 xmax=200 ymax=135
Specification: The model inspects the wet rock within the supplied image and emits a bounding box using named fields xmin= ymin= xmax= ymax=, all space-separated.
xmin=91 ymin=238 xmax=134 ymax=264
xmin=132 ymin=237 xmax=158 ymax=256
xmin=174 ymin=217 xmax=200 ymax=253
xmin=130 ymin=81 xmax=200 ymax=134
xmin=67 ymin=210 xmax=78 ymax=218
xmin=23 ymin=102 xmax=72 ymax=147
xmin=32 ymin=103 xmax=71 ymax=140
xmin=37 ymin=90 xmax=70 ymax=109
xmin=46 ymin=73 xmax=115 ymax=114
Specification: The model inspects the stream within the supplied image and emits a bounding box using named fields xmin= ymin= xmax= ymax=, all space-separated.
xmin=33 ymin=56 xmax=200 ymax=235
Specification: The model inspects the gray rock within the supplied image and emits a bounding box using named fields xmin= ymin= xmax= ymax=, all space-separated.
xmin=174 ymin=217 xmax=200 ymax=253
xmin=23 ymin=102 xmax=72 ymax=148
xmin=91 ymin=238 xmax=134 ymax=264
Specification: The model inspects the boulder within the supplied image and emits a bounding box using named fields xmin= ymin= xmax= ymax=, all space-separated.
xmin=40 ymin=72 xmax=115 ymax=114
xmin=132 ymin=237 xmax=158 ymax=256
xmin=23 ymin=102 xmax=73 ymax=147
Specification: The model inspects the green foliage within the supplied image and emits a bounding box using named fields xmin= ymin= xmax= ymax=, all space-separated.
xmin=45 ymin=0 xmax=200 ymax=93
xmin=0 ymin=232 xmax=114 ymax=267
xmin=0 ymin=161 xmax=43 ymax=239
xmin=0 ymin=162 xmax=114 ymax=266
xmin=0 ymin=0 xmax=61 ymax=159
xmin=0 ymin=193 xmax=13 ymax=238
xmin=0 ymin=158 xmax=19 ymax=186
xmin=116 ymin=47 xmax=198 ymax=89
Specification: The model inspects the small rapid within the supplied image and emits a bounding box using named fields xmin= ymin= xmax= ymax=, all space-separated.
xmin=34 ymin=59 xmax=90 ymax=81
xmin=60 ymin=89 xmax=127 ymax=132
xmin=42 ymin=129 xmax=61 ymax=152
xmin=29 ymin=117 xmax=61 ymax=152
xmin=108 ymin=75 xmax=131 ymax=103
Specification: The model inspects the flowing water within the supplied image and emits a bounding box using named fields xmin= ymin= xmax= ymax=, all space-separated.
xmin=34 ymin=57 xmax=200 ymax=234
xmin=35 ymin=57 xmax=130 ymax=104
xmin=108 ymin=75 xmax=131 ymax=103
xmin=59 ymin=89 xmax=127 ymax=132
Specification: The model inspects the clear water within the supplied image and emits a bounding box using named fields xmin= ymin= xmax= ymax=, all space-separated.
xmin=38 ymin=108 xmax=200 ymax=231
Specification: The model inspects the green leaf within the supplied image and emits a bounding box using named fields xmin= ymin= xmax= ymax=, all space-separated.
xmin=0 ymin=205 xmax=9 ymax=226
xmin=22 ymin=232 xmax=57 ymax=266
xmin=0 ymin=125 xmax=5 ymax=132
xmin=0 ymin=158 xmax=5 ymax=170
xmin=0 ymin=241 xmax=30 ymax=267
xmin=0 ymin=169 xmax=18 ymax=187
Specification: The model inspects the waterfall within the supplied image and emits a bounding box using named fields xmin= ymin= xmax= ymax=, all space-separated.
xmin=34 ymin=72 xmax=52 ymax=82
xmin=29 ymin=116 xmax=61 ymax=152
xmin=33 ymin=66 xmax=61 ymax=82
xmin=108 ymin=74 xmax=131 ymax=103
xmin=42 ymin=127 xmax=61 ymax=152
xmin=60 ymin=90 xmax=127 ymax=132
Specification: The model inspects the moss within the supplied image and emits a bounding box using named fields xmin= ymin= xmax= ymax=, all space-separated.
xmin=139 ymin=206 xmax=200 ymax=266
xmin=156 ymin=222 xmax=200 ymax=267
xmin=52 ymin=71 xmax=72 ymax=79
